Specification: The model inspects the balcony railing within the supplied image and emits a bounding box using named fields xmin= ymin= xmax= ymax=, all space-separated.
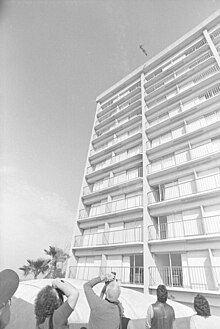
xmin=147 ymin=110 xmax=220 ymax=150
xmin=147 ymin=140 xmax=220 ymax=174
xmin=145 ymin=37 xmax=207 ymax=86
xmin=148 ymin=172 xmax=220 ymax=204
xmin=74 ymin=226 xmax=143 ymax=247
xmin=146 ymin=84 xmax=220 ymax=129
xmin=210 ymin=25 xmax=220 ymax=40
xmin=96 ymin=94 xmax=141 ymax=125
xmin=79 ymin=194 xmax=143 ymax=219
xmin=86 ymin=146 xmax=142 ymax=175
xmin=90 ymin=127 xmax=142 ymax=156
xmin=146 ymin=64 xmax=219 ymax=110
xmin=69 ymin=266 xmax=144 ymax=285
xmin=149 ymin=266 xmax=220 ymax=291
xmin=145 ymin=51 xmax=213 ymax=97
xmin=98 ymin=83 xmax=141 ymax=114
xmin=93 ymin=113 xmax=141 ymax=141
xmin=148 ymin=215 xmax=220 ymax=240
xmin=83 ymin=167 xmax=143 ymax=196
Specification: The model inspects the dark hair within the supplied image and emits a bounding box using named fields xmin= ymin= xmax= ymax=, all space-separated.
xmin=34 ymin=285 xmax=62 ymax=326
xmin=156 ymin=285 xmax=168 ymax=303
xmin=194 ymin=294 xmax=211 ymax=317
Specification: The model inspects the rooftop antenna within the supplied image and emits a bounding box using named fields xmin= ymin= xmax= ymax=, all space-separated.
xmin=139 ymin=44 xmax=148 ymax=57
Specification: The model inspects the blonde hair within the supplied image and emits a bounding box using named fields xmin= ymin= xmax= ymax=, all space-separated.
xmin=106 ymin=281 xmax=121 ymax=302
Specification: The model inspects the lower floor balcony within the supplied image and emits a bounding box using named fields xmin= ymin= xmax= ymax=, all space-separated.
xmin=79 ymin=194 xmax=143 ymax=219
xmin=73 ymin=227 xmax=143 ymax=248
xmin=148 ymin=172 xmax=220 ymax=205
xmin=149 ymin=266 xmax=220 ymax=291
xmin=148 ymin=215 xmax=220 ymax=241
xmin=68 ymin=265 xmax=220 ymax=292
xmin=68 ymin=266 xmax=144 ymax=285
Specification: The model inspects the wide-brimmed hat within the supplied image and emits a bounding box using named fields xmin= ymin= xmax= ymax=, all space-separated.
xmin=0 ymin=269 xmax=19 ymax=308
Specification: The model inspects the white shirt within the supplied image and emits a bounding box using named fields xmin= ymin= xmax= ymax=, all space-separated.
xmin=190 ymin=314 xmax=220 ymax=329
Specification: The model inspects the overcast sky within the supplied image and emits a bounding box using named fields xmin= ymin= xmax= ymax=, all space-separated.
xmin=1 ymin=0 xmax=220 ymax=275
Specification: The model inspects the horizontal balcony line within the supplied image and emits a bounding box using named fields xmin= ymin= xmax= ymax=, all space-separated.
xmin=145 ymin=84 xmax=220 ymax=129
xmin=83 ymin=168 xmax=143 ymax=196
xmin=148 ymin=215 xmax=220 ymax=241
xmin=90 ymin=129 xmax=142 ymax=157
xmin=69 ymin=266 xmax=144 ymax=285
xmin=97 ymin=85 xmax=141 ymax=116
xmin=95 ymin=96 xmax=141 ymax=127
xmin=147 ymin=140 xmax=220 ymax=175
xmin=145 ymin=65 xmax=220 ymax=111
xmin=92 ymin=113 xmax=142 ymax=142
xmin=144 ymin=39 xmax=208 ymax=87
xmin=149 ymin=265 xmax=220 ymax=291
xmin=86 ymin=148 xmax=142 ymax=175
xmin=146 ymin=114 xmax=220 ymax=151
xmin=145 ymin=51 xmax=213 ymax=99
xmin=73 ymin=227 xmax=143 ymax=248
xmin=147 ymin=172 xmax=220 ymax=204
xmin=79 ymin=194 xmax=143 ymax=219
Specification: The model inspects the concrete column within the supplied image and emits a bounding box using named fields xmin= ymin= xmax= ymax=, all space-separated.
xmin=101 ymin=254 xmax=107 ymax=276
xmin=208 ymin=248 xmax=219 ymax=290
xmin=203 ymin=29 xmax=220 ymax=68
xmin=200 ymin=205 xmax=206 ymax=235
xmin=141 ymin=72 xmax=156 ymax=293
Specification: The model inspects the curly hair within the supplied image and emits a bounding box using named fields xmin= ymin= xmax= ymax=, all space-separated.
xmin=156 ymin=285 xmax=168 ymax=303
xmin=194 ymin=294 xmax=211 ymax=317
xmin=34 ymin=285 xmax=61 ymax=326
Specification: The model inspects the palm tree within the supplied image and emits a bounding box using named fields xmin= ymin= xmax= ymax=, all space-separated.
xmin=19 ymin=258 xmax=50 ymax=279
xmin=44 ymin=246 xmax=69 ymax=278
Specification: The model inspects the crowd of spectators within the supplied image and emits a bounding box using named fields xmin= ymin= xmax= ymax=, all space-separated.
xmin=0 ymin=269 xmax=219 ymax=329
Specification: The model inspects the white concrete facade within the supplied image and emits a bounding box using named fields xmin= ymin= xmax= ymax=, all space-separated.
xmin=66 ymin=11 xmax=220 ymax=312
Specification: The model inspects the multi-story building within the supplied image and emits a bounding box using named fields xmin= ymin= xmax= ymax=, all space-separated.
xmin=66 ymin=10 xmax=220 ymax=312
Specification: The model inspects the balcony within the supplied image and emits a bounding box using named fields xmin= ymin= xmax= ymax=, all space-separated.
xmin=79 ymin=194 xmax=143 ymax=219
xmin=92 ymin=113 xmax=141 ymax=143
xmin=146 ymin=64 xmax=220 ymax=111
xmin=83 ymin=168 xmax=143 ymax=196
xmin=146 ymin=84 xmax=220 ymax=130
xmin=73 ymin=226 xmax=143 ymax=248
xmin=95 ymin=95 xmax=141 ymax=127
xmin=147 ymin=140 xmax=220 ymax=175
xmin=210 ymin=25 xmax=220 ymax=41
xmin=147 ymin=110 xmax=220 ymax=151
xmin=69 ymin=265 xmax=144 ymax=285
xmin=149 ymin=266 xmax=220 ymax=291
xmin=97 ymin=83 xmax=141 ymax=116
xmin=86 ymin=146 xmax=142 ymax=175
xmin=147 ymin=172 xmax=220 ymax=204
xmin=145 ymin=51 xmax=213 ymax=99
xmin=148 ymin=215 xmax=220 ymax=241
xmin=144 ymin=37 xmax=208 ymax=87
xmin=90 ymin=128 xmax=142 ymax=157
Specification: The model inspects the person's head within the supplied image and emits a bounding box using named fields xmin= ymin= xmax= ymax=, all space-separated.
xmin=106 ymin=280 xmax=121 ymax=302
xmin=34 ymin=285 xmax=63 ymax=326
xmin=156 ymin=285 xmax=168 ymax=303
xmin=194 ymin=294 xmax=211 ymax=317
xmin=0 ymin=269 xmax=19 ymax=329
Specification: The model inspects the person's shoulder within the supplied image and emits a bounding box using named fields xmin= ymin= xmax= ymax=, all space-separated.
xmin=208 ymin=315 xmax=220 ymax=325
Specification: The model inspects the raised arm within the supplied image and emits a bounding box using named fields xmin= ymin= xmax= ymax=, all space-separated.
xmin=84 ymin=273 xmax=115 ymax=308
xmin=52 ymin=279 xmax=79 ymax=309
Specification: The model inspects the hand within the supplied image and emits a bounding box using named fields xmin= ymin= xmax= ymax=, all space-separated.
xmin=100 ymin=272 xmax=115 ymax=282
xmin=52 ymin=278 xmax=65 ymax=290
